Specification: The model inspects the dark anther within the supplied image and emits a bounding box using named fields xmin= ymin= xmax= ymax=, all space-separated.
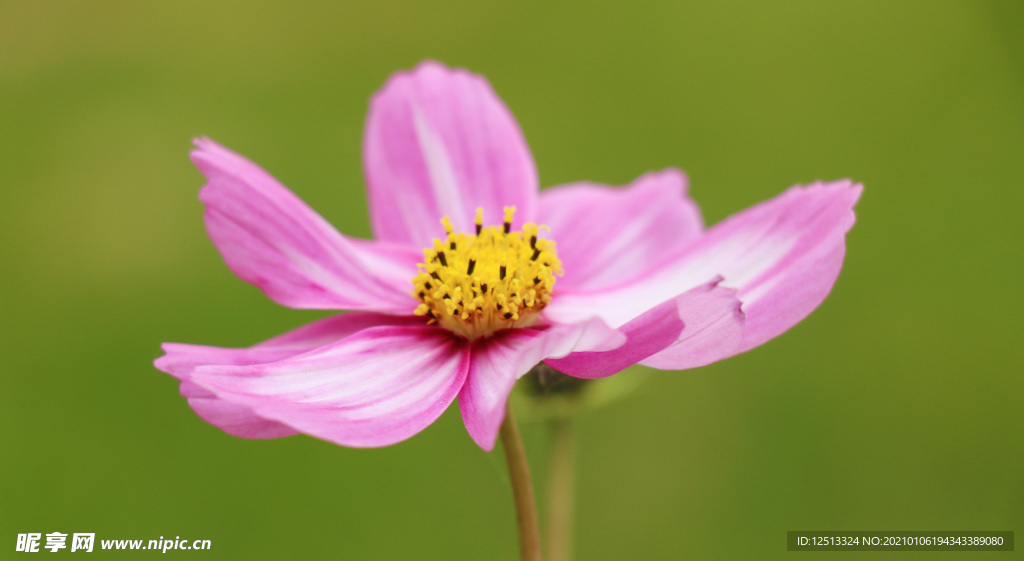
xmin=530 ymin=235 xmax=537 ymax=249
xmin=466 ymin=259 xmax=476 ymax=275
xmin=424 ymin=281 xmax=432 ymax=289
xmin=437 ymin=252 xmax=448 ymax=267
xmin=499 ymin=265 xmax=507 ymax=280
xmin=480 ymin=283 xmax=488 ymax=293
xmin=503 ymin=222 xmax=511 ymax=234
xmin=503 ymin=312 xmax=514 ymax=319
xmin=533 ymin=276 xmax=541 ymax=285
xmin=531 ymin=248 xmax=541 ymax=261
xmin=418 ymin=291 xmax=426 ymax=299
xmin=450 ymin=241 xmax=457 ymax=250
xmin=430 ymin=272 xmax=441 ymax=281
xmin=426 ymin=310 xmax=437 ymax=319
xmin=475 ymin=223 xmax=482 ymax=235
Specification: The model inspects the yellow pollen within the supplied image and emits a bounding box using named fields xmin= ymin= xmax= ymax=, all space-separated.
xmin=411 ymin=207 xmax=563 ymax=340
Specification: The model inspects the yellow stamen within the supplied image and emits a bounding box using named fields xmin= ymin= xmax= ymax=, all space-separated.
xmin=411 ymin=208 xmax=563 ymax=340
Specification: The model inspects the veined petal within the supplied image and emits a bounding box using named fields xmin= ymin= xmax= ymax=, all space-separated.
xmin=363 ymin=61 xmax=539 ymax=246
xmin=155 ymin=313 xmax=421 ymax=439
xmin=193 ymin=138 xmax=420 ymax=313
xmin=184 ymin=387 xmax=298 ymax=439
xmin=459 ymin=318 xmax=625 ymax=451
xmin=190 ymin=325 xmax=470 ymax=448
xmin=538 ymin=169 xmax=703 ymax=290
xmin=548 ymin=279 xmax=743 ymax=376
xmin=546 ymin=181 xmax=860 ymax=355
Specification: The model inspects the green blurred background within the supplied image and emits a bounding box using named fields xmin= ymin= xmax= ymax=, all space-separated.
xmin=2 ymin=1 xmax=1021 ymax=559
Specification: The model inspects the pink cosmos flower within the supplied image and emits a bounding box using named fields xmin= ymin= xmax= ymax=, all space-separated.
xmin=155 ymin=61 xmax=860 ymax=451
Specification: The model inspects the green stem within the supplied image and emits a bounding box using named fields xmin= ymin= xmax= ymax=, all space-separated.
xmin=545 ymin=418 xmax=574 ymax=561
xmin=500 ymin=402 xmax=543 ymax=561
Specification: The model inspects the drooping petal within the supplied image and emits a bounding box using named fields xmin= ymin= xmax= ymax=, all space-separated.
xmin=182 ymin=382 xmax=298 ymax=439
xmin=459 ymin=318 xmax=626 ymax=451
xmin=155 ymin=313 xmax=421 ymax=439
xmin=548 ymin=279 xmax=744 ymax=375
xmin=538 ymin=169 xmax=704 ymax=289
xmin=545 ymin=181 xmax=860 ymax=356
xmin=363 ymin=61 xmax=539 ymax=246
xmin=190 ymin=325 xmax=470 ymax=448
xmin=193 ymin=138 xmax=420 ymax=313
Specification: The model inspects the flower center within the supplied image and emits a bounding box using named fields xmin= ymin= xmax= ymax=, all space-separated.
xmin=412 ymin=207 xmax=562 ymax=340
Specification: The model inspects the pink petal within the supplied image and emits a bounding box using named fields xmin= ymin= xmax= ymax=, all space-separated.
xmin=155 ymin=313 xmax=420 ymax=439
xmin=189 ymin=394 xmax=298 ymax=439
xmin=538 ymin=169 xmax=703 ymax=289
xmin=459 ymin=319 xmax=625 ymax=451
xmin=638 ymin=280 xmax=746 ymax=370
xmin=671 ymin=181 xmax=861 ymax=353
xmin=190 ymin=325 xmax=470 ymax=448
xmin=193 ymin=138 xmax=420 ymax=313
xmin=547 ymin=279 xmax=743 ymax=376
xmin=546 ymin=181 xmax=860 ymax=356
xmin=363 ymin=61 xmax=539 ymax=246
